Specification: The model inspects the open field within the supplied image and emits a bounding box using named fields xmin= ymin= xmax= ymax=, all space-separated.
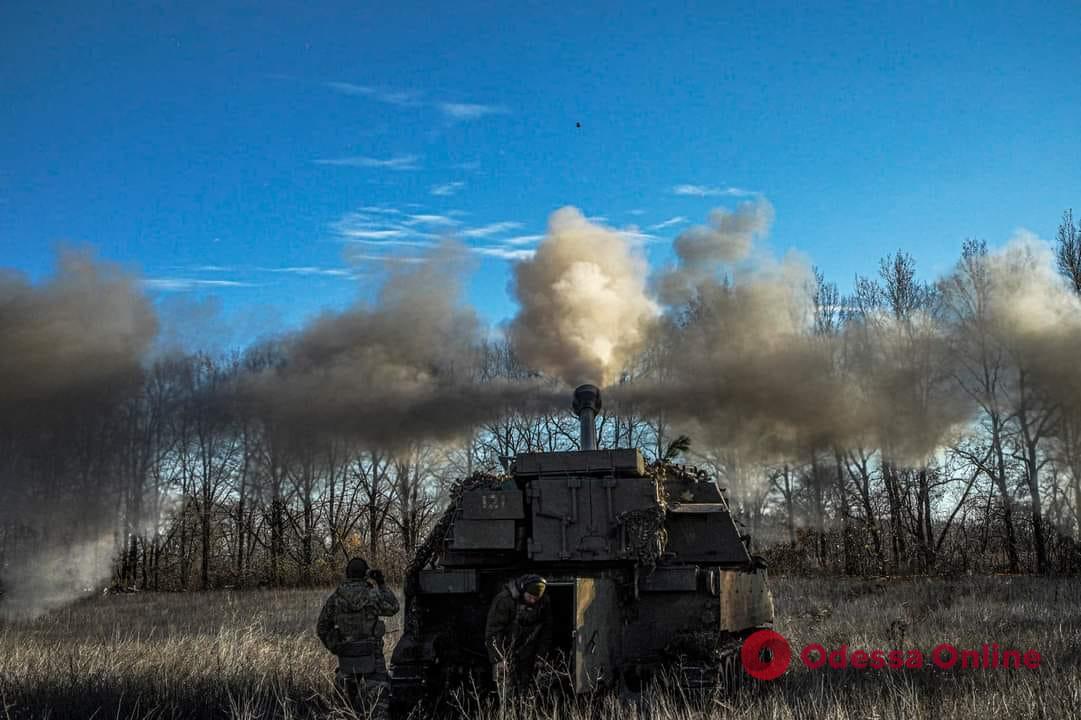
xmin=2 ymin=576 xmax=1080 ymax=719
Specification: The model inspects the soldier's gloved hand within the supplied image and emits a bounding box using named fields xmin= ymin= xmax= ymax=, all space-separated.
xmin=368 ymin=569 xmax=386 ymax=585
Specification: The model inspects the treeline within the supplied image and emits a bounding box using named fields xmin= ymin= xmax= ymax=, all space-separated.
xmin=3 ymin=212 xmax=1081 ymax=595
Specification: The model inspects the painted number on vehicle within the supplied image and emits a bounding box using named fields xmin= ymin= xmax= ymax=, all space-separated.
xmin=481 ymin=493 xmax=506 ymax=511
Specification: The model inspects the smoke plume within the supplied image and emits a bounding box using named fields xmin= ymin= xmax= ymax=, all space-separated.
xmin=243 ymin=241 xmax=559 ymax=448
xmin=973 ymin=231 xmax=1081 ymax=405
xmin=626 ymin=238 xmax=862 ymax=459
xmin=509 ymin=207 xmax=659 ymax=386
xmin=658 ymin=198 xmax=775 ymax=305
xmin=0 ymin=250 xmax=158 ymax=618
xmin=0 ymin=249 xmax=157 ymax=410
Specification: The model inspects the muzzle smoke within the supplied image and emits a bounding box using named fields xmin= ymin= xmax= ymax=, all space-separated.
xmin=508 ymin=207 xmax=659 ymax=386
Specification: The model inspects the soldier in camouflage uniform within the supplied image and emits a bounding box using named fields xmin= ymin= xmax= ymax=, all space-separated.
xmin=484 ymin=574 xmax=552 ymax=693
xmin=317 ymin=557 xmax=400 ymax=719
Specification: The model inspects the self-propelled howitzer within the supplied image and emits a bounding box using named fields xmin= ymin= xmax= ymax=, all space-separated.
xmin=390 ymin=384 xmax=774 ymax=708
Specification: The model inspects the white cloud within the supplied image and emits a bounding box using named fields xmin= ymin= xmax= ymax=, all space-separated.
xmin=629 ymin=209 xmax=647 ymax=216
xmin=314 ymin=155 xmax=420 ymax=170
xmin=618 ymin=228 xmax=660 ymax=245
xmin=460 ymin=221 xmax=524 ymax=238
xmin=335 ymin=228 xmax=410 ymax=240
xmin=358 ymin=206 xmax=403 ymax=214
xmin=649 ymin=216 xmax=689 ymax=231
xmin=586 ymin=215 xmax=609 ymax=224
xmin=672 ymin=184 xmax=756 ymax=197
xmin=472 ymin=246 xmax=536 ymax=261
xmin=345 ymin=253 xmax=428 ymax=264
xmin=346 ymin=238 xmax=437 ymax=248
xmin=324 ymin=81 xmax=423 ymax=107
xmin=144 ymin=278 xmax=255 ymax=291
xmin=263 ymin=266 xmax=355 ymax=278
xmin=430 ymin=181 xmax=466 ymax=196
xmin=504 ymin=234 xmax=544 ymax=246
xmin=438 ymin=102 xmax=509 ymax=120
xmin=404 ymin=214 xmax=460 ymax=227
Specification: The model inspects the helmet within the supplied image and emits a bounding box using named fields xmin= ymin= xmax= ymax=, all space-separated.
xmin=346 ymin=557 xmax=370 ymax=579
xmin=517 ymin=574 xmax=547 ymax=598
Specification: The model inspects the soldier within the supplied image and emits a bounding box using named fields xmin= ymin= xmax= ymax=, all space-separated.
xmin=484 ymin=574 xmax=552 ymax=693
xmin=317 ymin=557 xmax=400 ymax=719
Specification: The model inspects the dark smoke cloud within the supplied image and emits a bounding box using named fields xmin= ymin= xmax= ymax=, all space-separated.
xmin=0 ymin=249 xmax=157 ymax=410
xmin=0 ymin=249 xmax=158 ymax=618
xmin=243 ymin=241 xmax=561 ymax=448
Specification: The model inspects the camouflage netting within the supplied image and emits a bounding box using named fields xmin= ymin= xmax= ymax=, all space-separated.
xmin=616 ymin=505 xmax=667 ymax=572
xmin=647 ymin=460 xmax=716 ymax=504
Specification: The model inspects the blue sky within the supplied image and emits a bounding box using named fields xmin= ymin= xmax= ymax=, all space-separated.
xmin=3 ymin=2 xmax=1080 ymax=340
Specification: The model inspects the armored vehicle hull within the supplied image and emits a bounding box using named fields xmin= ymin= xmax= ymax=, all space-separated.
xmin=390 ymin=387 xmax=774 ymax=709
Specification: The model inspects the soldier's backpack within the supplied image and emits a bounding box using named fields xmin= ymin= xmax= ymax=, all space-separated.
xmin=333 ymin=579 xmax=386 ymax=672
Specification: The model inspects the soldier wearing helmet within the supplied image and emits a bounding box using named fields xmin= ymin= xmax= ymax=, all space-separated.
xmin=317 ymin=557 xmax=400 ymax=719
xmin=484 ymin=573 xmax=552 ymax=692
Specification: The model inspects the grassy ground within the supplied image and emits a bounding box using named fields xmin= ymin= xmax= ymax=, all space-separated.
xmin=1 ymin=576 xmax=1079 ymax=719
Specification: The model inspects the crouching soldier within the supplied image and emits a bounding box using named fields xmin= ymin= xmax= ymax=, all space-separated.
xmin=317 ymin=557 xmax=400 ymax=719
xmin=484 ymin=574 xmax=552 ymax=694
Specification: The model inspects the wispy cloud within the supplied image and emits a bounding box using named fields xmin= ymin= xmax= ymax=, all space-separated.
xmin=324 ymin=81 xmax=510 ymax=123
xmin=672 ymin=184 xmax=756 ymax=198
xmin=430 ymin=181 xmax=465 ymax=197
xmin=649 ymin=216 xmax=689 ymax=231
xmin=331 ymin=208 xmax=531 ymax=269
xmin=358 ymin=206 xmax=403 ymax=215
xmin=629 ymin=209 xmax=647 ymax=216
xmin=344 ymin=238 xmax=436 ymax=248
xmin=324 ymin=81 xmax=423 ymax=107
xmin=345 ymin=252 xmax=429 ymax=265
xmin=314 ymin=155 xmax=420 ymax=170
xmin=503 ymin=234 xmax=544 ymax=246
xmin=454 ymin=161 xmax=481 ymax=172
xmin=438 ymin=102 xmax=509 ymax=120
xmin=619 ymin=228 xmax=660 ymax=245
xmin=335 ymin=228 xmax=410 ymax=240
xmin=144 ymin=278 xmax=256 ymax=292
xmin=403 ymin=213 xmax=460 ymax=227
xmin=460 ymin=221 xmax=523 ymax=238
xmin=472 ymin=246 xmax=535 ymax=261
xmin=263 ymin=266 xmax=355 ymax=278
xmin=331 ymin=209 xmax=442 ymax=251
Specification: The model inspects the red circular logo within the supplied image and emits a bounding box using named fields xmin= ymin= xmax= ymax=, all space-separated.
xmin=741 ymin=629 xmax=792 ymax=681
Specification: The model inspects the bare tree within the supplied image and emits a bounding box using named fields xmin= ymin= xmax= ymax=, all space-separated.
xmin=1056 ymin=209 xmax=1081 ymax=295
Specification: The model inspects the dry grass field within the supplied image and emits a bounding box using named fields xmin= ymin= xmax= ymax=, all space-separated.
xmin=1 ymin=576 xmax=1079 ymax=719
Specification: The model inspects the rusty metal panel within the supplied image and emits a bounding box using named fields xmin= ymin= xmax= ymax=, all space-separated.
xmin=418 ymin=569 xmax=478 ymax=594
xmin=717 ymin=568 xmax=774 ymax=631
xmin=515 ymin=449 xmax=645 ymax=477
xmin=461 ymin=489 xmax=524 ymax=520
xmin=450 ymin=519 xmax=516 ymax=549
xmin=575 ymin=576 xmax=619 ymax=692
